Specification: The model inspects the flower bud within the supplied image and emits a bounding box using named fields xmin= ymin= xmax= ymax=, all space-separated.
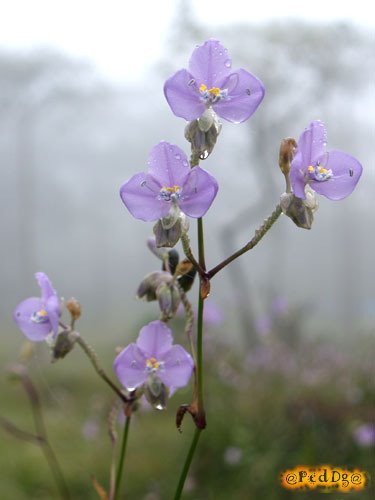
xmin=66 ymin=297 xmax=81 ymax=321
xmin=280 ymin=191 xmax=316 ymax=230
xmin=144 ymin=375 xmax=169 ymax=410
xmin=153 ymin=213 xmax=189 ymax=248
xmin=136 ymin=271 xmax=172 ymax=301
xmin=51 ymin=330 xmax=78 ymax=361
xmin=147 ymin=237 xmax=170 ymax=261
xmin=185 ymin=108 xmax=222 ymax=160
xmin=156 ymin=281 xmax=181 ymax=319
xmin=279 ymin=137 xmax=297 ymax=176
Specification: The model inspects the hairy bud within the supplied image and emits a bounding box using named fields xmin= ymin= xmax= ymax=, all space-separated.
xmin=51 ymin=330 xmax=78 ymax=361
xmin=280 ymin=186 xmax=318 ymax=230
xmin=185 ymin=108 xmax=222 ymax=160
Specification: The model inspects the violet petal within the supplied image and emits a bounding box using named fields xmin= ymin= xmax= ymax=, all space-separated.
xmin=147 ymin=141 xmax=190 ymax=187
xmin=188 ymin=39 xmax=232 ymax=89
xmin=113 ymin=343 xmax=148 ymax=390
xmin=136 ymin=320 xmax=173 ymax=358
xmin=163 ymin=69 xmax=206 ymax=121
xmin=120 ymin=172 xmax=170 ymax=221
xmin=179 ymin=166 xmax=218 ymax=218
xmin=13 ymin=297 xmax=52 ymax=341
xmin=214 ymin=69 xmax=265 ymax=123
xmin=158 ymin=345 xmax=194 ymax=388
xmin=35 ymin=272 xmax=56 ymax=301
xmin=311 ymin=150 xmax=363 ymax=200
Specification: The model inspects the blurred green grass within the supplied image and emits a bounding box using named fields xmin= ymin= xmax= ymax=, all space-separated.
xmin=1 ymin=327 xmax=374 ymax=499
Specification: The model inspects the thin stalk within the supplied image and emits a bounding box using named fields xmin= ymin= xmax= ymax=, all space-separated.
xmin=20 ymin=371 xmax=71 ymax=500
xmin=75 ymin=335 xmax=128 ymax=404
xmin=173 ymin=428 xmax=202 ymax=500
xmin=207 ymin=204 xmax=282 ymax=279
xmin=114 ymin=415 xmax=131 ymax=500
xmin=173 ymin=217 xmax=206 ymax=498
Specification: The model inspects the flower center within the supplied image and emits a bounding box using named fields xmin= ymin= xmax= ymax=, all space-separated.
xmin=199 ymin=83 xmax=228 ymax=104
xmin=159 ymin=185 xmax=181 ymax=202
xmin=145 ymin=357 xmax=164 ymax=373
xmin=31 ymin=309 xmax=49 ymax=324
xmin=307 ymin=164 xmax=333 ymax=182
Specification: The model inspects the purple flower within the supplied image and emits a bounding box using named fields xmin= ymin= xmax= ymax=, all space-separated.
xmin=164 ymin=39 xmax=265 ymax=124
xmin=13 ymin=272 xmax=61 ymax=342
xmin=290 ymin=121 xmax=362 ymax=200
xmin=114 ymin=320 xmax=194 ymax=393
xmin=120 ymin=141 xmax=218 ymax=221
xmin=352 ymin=423 xmax=375 ymax=448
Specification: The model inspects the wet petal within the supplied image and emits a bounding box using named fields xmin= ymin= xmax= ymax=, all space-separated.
xmin=120 ymin=172 xmax=170 ymax=221
xmin=290 ymin=154 xmax=307 ymax=199
xmin=137 ymin=320 xmax=173 ymax=358
xmin=35 ymin=272 xmax=56 ymax=301
xmin=147 ymin=141 xmax=190 ymax=187
xmin=179 ymin=167 xmax=219 ymax=218
xmin=296 ymin=120 xmax=327 ymax=167
xmin=45 ymin=295 xmax=61 ymax=336
xmin=13 ymin=297 xmax=52 ymax=341
xmin=113 ymin=343 xmax=148 ymax=390
xmin=188 ymin=39 xmax=232 ymax=89
xmin=164 ymin=69 xmax=206 ymax=121
xmin=158 ymin=345 xmax=194 ymax=389
xmin=214 ymin=69 xmax=265 ymax=123
xmin=311 ymin=150 xmax=363 ymax=200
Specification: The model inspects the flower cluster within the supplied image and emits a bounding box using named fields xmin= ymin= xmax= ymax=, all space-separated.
xmin=13 ymin=39 xmax=363 ymax=412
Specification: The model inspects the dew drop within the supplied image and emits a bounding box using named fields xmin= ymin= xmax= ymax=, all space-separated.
xmin=219 ymin=51 xmax=223 ymax=56
xmin=245 ymin=88 xmax=251 ymax=95
xmin=155 ymin=403 xmax=166 ymax=410
xmin=188 ymin=78 xmax=195 ymax=86
xmin=224 ymin=59 xmax=231 ymax=68
xmin=141 ymin=180 xmax=147 ymax=187
xmin=200 ymin=150 xmax=209 ymax=160
xmin=176 ymin=358 xmax=181 ymax=366
xmin=182 ymin=160 xmax=188 ymax=167
xmin=175 ymin=154 xmax=181 ymax=160
xmin=131 ymin=360 xmax=137 ymax=367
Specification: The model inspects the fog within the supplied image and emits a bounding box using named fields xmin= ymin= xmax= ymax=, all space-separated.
xmin=1 ymin=16 xmax=374 ymax=344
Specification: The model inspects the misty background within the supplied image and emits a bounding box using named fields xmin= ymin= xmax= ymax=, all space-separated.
xmin=1 ymin=1 xmax=374 ymax=347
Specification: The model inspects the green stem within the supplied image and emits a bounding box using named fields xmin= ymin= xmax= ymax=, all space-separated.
xmin=75 ymin=335 xmax=128 ymax=404
xmin=173 ymin=217 xmax=206 ymax=498
xmin=114 ymin=415 xmax=131 ymax=500
xmin=207 ymin=204 xmax=282 ymax=279
xmin=19 ymin=370 xmax=71 ymax=500
xmin=173 ymin=428 xmax=202 ymax=500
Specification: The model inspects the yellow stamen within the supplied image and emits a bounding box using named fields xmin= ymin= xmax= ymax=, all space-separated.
xmin=307 ymin=166 xmax=314 ymax=173
xmin=208 ymin=87 xmax=220 ymax=97
xmin=318 ymin=167 xmax=328 ymax=174
xmin=199 ymin=83 xmax=207 ymax=92
xmin=146 ymin=357 xmax=159 ymax=369
xmin=38 ymin=309 xmax=48 ymax=317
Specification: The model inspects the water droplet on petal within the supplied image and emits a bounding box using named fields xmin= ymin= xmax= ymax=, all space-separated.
xmin=219 ymin=51 xmax=223 ymax=56
xmin=224 ymin=59 xmax=231 ymax=68
xmin=155 ymin=403 xmax=166 ymax=410
xmin=245 ymin=88 xmax=251 ymax=95
xmin=182 ymin=160 xmax=188 ymax=167
xmin=188 ymin=78 xmax=195 ymax=86
xmin=175 ymin=154 xmax=181 ymax=160
xmin=141 ymin=180 xmax=147 ymax=187
xmin=176 ymin=358 xmax=181 ymax=366
xmin=131 ymin=360 xmax=137 ymax=367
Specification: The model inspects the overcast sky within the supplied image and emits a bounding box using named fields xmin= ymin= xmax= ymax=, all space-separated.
xmin=0 ymin=0 xmax=373 ymax=82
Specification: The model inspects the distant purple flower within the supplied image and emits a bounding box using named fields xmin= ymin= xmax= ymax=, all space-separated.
xmin=164 ymin=39 xmax=265 ymax=124
xmin=290 ymin=121 xmax=362 ymax=200
xmin=13 ymin=272 xmax=61 ymax=342
xmin=120 ymin=141 xmax=218 ymax=221
xmin=114 ymin=320 xmax=194 ymax=393
xmin=353 ymin=423 xmax=375 ymax=447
